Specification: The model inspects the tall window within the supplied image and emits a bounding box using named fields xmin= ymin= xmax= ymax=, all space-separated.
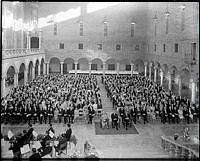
xmin=60 ymin=43 xmax=64 ymax=49
xmin=97 ymin=44 xmax=102 ymax=50
xmin=80 ymin=21 xmax=83 ymax=36
xmin=175 ymin=43 xmax=178 ymax=53
xmin=163 ymin=44 xmax=166 ymax=52
xmin=54 ymin=23 xmax=57 ymax=35
xmin=131 ymin=23 xmax=135 ymax=37
xmin=154 ymin=44 xmax=156 ymax=52
xmin=104 ymin=17 xmax=108 ymax=37
xmin=78 ymin=43 xmax=83 ymax=49
xmin=191 ymin=43 xmax=196 ymax=60
xmin=116 ymin=44 xmax=121 ymax=50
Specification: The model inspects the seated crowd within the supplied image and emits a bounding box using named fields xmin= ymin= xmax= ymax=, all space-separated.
xmin=1 ymin=74 xmax=102 ymax=125
xmin=103 ymin=75 xmax=199 ymax=130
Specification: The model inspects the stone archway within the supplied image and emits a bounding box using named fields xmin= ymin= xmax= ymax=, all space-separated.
xmin=171 ymin=66 xmax=179 ymax=96
xmin=18 ymin=63 xmax=25 ymax=86
xmin=49 ymin=57 xmax=60 ymax=74
xmin=40 ymin=58 xmax=44 ymax=75
xmin=6 ymin=66 xmax=15 ymax=87
xmin=78 ymin=58 xmax=89 ymax=71
xmin=180 ymin=68 xmax=191 ymax=99
xmin=134 ymin=59 xmax=145 ymax=75
xmin=28 ymin=61 xmax=33 ymax=82
xmin=35 ymin=59 xmax=39 ymax=77
xmin=105 ymin=58 xmax=116 ymax=70
xmin=63 ymin=58 xmax=75 ymax=74
xmin=91 ymin=58 xmax=103 ymax=71
xmin=119 ymin=59 xmax=131 ymax=71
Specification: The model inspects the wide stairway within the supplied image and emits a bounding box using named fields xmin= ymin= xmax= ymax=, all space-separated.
xmin=96 ymin=76 xmax=113 ymax=116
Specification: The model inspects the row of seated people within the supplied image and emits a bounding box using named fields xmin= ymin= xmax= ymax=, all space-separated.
xmin=2 ymin=123 xmax=73 ymax=160
xmin=102 ymin=75 xmax=199 ymax=124
xmin=1 ymin=74 xmax=102 ymax=125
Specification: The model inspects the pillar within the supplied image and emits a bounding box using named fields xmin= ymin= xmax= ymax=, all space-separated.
xmin=43 ymin=63 xmax=46 ymax=75
xmin=190 ymin=79 xmax=196 ymax=103
xmin=60 ymin=62 xmax=64 ymax=75
xmin=27 ymin=31 xmax=31 ymax=50
xmin=39 ymin=30 xmax=42 ymax=50
xmin=144 ymin=62 xmax=147 ymax=77
xmin=24 ymin=69 xmax=28 ymax=84
xmin=14 ymin=72 xmax=19 ymax=87
xmin=38 ymin=63 xmax=41 ymax=76
xmin=74 ymin=61 xmax=78 ymax=76
xmin=178 ymin=75 xmax=182 ymax=96
xmin=149 ymin=63 xmax=152 ymax=80
xmin=89 ymin=62 xmax=92 ymax=75
xmin=160 ymin=69 xmax=164 ymax=86
xmin=131 ymin=63 xmax=134 ymax=76
xmin=154 ymin=66 xmax=157 ymax=82
xmin=1 ymin=76 xmax=6 ymax=97
xmin=117 ymin=63 xmax=120 ymax=75
xmin=32 ymin=66 xmax=35 ymax=80
xmin=168 ymin=71 xmax=171 ymax=91
xmin=46 ymin=63 xmax=49 ymax=75
xmin=103 ymin=62 xmax=106 ymax=76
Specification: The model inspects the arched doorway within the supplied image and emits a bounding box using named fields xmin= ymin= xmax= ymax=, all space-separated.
xmin=134 ymin=59 xmax=145 ymax=75
xmin=180 ymin=68 xmax=191 ymax=99
xmin=6 ymin=66 xmax=15 ymax=87
xmin=91 ymin=58 xmax=103 ymax=71
xmin=78 ymin=58 xmax=89 ymax=71
xmin=18 ymin=63 xmax=25 ymax=86
xmin=40 ymin=58 xmax=44 ymax=75
xmin=171 ymin=66 xmax=179 ymax=96
xmin=35 ymin=59 xmax=39 ymax=77
xmin=63 ymin=58 xmax=74 ymax=74
xmin=28 ymin=61 xmax=33 ymax=82
xmin=105 ymin=58 xmax=116 ymax=70
xmin=49 ymin=57 xmax=60 ymax=74
xmin=162 ymin=64 xmax=169 ymax=91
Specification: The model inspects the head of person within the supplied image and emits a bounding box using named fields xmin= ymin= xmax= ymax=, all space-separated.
xmin=67 ymin=123 xmax=71 ymax=129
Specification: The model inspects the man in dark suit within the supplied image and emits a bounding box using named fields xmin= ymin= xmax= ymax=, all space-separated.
xmin=65 ymin=123 xmax=72 ymax=142
xmin=111 ymin=111 xmax=119 ymax=130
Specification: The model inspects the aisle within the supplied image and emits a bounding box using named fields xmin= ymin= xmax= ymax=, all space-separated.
xmin=97 ymin=76 xmax=113 ymax=116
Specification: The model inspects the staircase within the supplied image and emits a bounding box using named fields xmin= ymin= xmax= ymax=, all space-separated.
xmin=96 ymin=76 xmax=113 ymax=116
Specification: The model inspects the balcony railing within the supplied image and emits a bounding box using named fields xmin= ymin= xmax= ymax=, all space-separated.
xmin=182 ymin=53 xmax=197 ymax=65
xmin=2 ymin=48 xmax=44 ymax=60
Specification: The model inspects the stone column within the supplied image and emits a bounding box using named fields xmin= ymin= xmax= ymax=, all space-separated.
xmin=178 ymin=75 xmax=182 ymax=96
xmin=14 ymin=72 xmax=19 ymax=87
xmin=39 ymin=30 xmax=42 ymax=50
xmin=154 ymin=66 xmax=157 ymax=82
xmin=131 ymin=63 xmax=134 ymax=76
xmin=74 ymin=61 xmax=78 ymax=76
xmin=24 ymin=69 xmax=28 ymax=84
xmin=38 ymin=63 xmax=41 ymax=76
xmin=149 ymin=63 xmax=152 ymax=80
xmin=89 ymin=62 xmax=92 ymax=75
xmin=46 ymin=63 xmax=49 ymax=75
xmin=168 ymin=71 xmax=172 ymax=91
xmin=43 ymin=63 xmax=46 ymax=75
xmin=60 ymin=62 xmax=64 ymax=75
xmin=117 ymin=63 xmax=120 ymax=75
xmin=160 ymin=69 xmax=164 ymax=86
xmin=1 ymin=76 xmax=6 ymax=97
xmin=190 ymin=79 xmax=196 ymax=103
xmin=32 ymin=66 xmax=35 ymax=80
xmin=27 ymin=31 xmax=31 ymax=49
xmin=103 ymin=62 xmax=106 ymax=76
xmin=144 ymin=62 xmax=147 ymax=77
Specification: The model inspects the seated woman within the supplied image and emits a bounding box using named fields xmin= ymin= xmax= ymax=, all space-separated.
xmin=100 ymin=111 xmax=109 ymax=129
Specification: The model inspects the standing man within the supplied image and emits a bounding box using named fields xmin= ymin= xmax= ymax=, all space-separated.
xmin=111 ymin=110 xmax=119 ymax=130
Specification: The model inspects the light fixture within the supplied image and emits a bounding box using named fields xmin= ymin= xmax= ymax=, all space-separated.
xmin=152 ymin=14 xmax=158 ymax=22
xmin=164 ymin=10 xmax=170 ymax=17
xmin=131 ymin=22 xmax=136 ymax=25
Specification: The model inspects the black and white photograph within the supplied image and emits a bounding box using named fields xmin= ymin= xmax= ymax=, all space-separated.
xmin=1 ymin=1 xmax=199 ymax=160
